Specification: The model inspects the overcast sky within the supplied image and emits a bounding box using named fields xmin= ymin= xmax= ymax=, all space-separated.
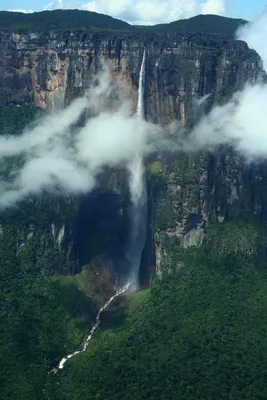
xmin=1 ymin=0 xmax=267 ymax=25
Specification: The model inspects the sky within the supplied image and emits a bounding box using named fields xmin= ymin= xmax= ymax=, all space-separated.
xmin=1 ymin=0 xmax=267 ymax=25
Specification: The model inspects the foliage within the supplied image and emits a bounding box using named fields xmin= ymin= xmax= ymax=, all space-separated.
xmin=147 ymin=161 xmax=166 ymax=194
xmin=0 ymin=262 xmax=95 ymax=399
xmin=45 ymin=248 xmax=267 ymax=400
xmin=0 ymin=10 xmax=132 ymax=32
xmin=0 ymin=105 xmax=38 ymax=136
xmin=147 ymin=161 xmax=165 ymax=177
xmin=141 ymin=14 xmax=247 ymax=35
xmin=205 ymin=222 xmax=263 ymax=254
xmin=0 ymin=11 xmax=246 ymax=35
xmin=0 ymin=105 xmax=78 ymax=229
xmin=0 ymin=222 xmax=96 ymax=399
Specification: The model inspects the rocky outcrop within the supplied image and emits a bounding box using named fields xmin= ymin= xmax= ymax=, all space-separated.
xmin=153 ymin=149 xmax=267 ymax=272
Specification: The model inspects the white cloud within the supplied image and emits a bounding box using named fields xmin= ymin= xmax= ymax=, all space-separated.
xmin=44 ymin=0 xmax=88 ymax=11
xmin=237 ymin=11 xmax=267 ymax=72
xmin=200 ymin=0 xmax=225 ymax=15
xmin=44 ymin=0 xmax=62 ymax=10
xmin=7 ymin=9 xmax=34 ymax=13
xmin=183 ymin=12 xmax=267 ymax=161
xmin=0 ymin=67 xmax=174 ymax=209
xmin=44 ymin=0 xmax=226 ymax=25
xmin=186 ymin=84 xmax=267 ymax=159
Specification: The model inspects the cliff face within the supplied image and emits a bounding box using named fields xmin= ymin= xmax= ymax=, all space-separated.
xmin=0 ymin=30 xmax=261 ymax=112
xmin=0 ymin=29 xmax=265 ymax=280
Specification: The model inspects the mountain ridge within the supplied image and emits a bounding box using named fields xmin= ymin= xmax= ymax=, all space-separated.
xmin=0 ymin=10 xmax=247 ymax=36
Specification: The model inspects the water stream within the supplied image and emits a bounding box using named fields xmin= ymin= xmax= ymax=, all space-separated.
xmin=53 ymin=281 xmax=132 ymax=372
xmin=136 ymin=50 xmax=146 ymax=118
xmin=126 ymin=49 xmax=148 ymax=289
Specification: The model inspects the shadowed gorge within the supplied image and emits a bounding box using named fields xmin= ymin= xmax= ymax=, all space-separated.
xmin=73 ymin=189 xmax=129 ymax=268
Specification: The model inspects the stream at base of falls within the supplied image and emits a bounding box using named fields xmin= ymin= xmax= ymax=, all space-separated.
xmin=52 ymin=280 xmax=132 ymax=373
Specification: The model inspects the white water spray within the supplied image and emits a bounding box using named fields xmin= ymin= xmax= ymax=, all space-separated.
xmin=136 ymin=50 xmax=146 ymax=118
xmin=126 ymin=49 xmax=148 ymax=289
xmin=126 ymin=157 xmax=147 ymax=289
xmin=54 ymin=281 xmax=132 ymax=372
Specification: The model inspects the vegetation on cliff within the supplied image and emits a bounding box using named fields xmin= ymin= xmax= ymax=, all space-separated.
xmin=147 ymin=161 xmax=165 ymax=177
xmin=0 ymin=105 xmax=37 ymax=135
xmin=146 ymin=14 xmax=246 ymax=35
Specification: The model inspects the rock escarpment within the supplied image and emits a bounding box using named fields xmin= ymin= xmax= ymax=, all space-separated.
xmin=0 ymin=28 xmax=265 ymax=280
xmin=0 ymin=30 xmax=261 ymax=113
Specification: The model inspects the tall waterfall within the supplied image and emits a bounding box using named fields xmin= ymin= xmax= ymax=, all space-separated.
xmin=126 ymin=49 xmax=148 ymax=290
xmin=51 ymin=51 xmax=148 ymax=371
xmin=136 ymin=50 xmax=146 ymax=118
xmin=155 ymin=59 xmax=161 ymax=124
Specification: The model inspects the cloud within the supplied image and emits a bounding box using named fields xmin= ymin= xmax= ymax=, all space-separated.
xmin=7 ymin=9 xmax=34 ymax=13
xmin=184 ymin=11 xmax=267 ymax=160
xmin=44 ymin=0 xmax=226 ymax=25
xmin=0 ymin=66 xmax=173 ymax=209
xmin=0 ymin=97 xmax=88 ymax=158
xmin=187 ymin=84 xmax=267 ymax=159
xmin=44 ymin=0 xmax=88 ymax=11
xmin=44 ymin=0 xmax=62 ymax=10
xmin=194 ymin=93 xmax=211 ymax=107
xmin=236 ymin=11 xmax=267 ymax=72
xmin=200 ymin=0 xmax=225 ymax=15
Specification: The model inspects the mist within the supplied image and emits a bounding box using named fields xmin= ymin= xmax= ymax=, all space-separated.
xmin=0 ymin=65 xmax=173 ymax=209
xmin=183 ymin=11 xmax=267 ymax=159
xmin=236 ymin=12 xmax=267 ymax=72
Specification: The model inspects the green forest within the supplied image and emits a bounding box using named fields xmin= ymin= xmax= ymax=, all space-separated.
xmin=0 ymin=213 xmax=97 ymax=399
xmin=2 ymin=220 xmax=267 ymax=399
xmin=0 ymin=10 xmax=246 ymax=35
xmin=0 ymin=10 xmax=132 ymax=32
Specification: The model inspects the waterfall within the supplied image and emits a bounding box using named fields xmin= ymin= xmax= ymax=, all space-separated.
xmin=155 ymin=58 xmax=161 ymax=124
xmin=136 ymin=50 xmax=146 ymax=118
xmin=126 ymin=49 xmax=148 ymax=290
xmin=126 ymin=157 xmax=147 ymax=289
xmin=53 ymin=281 xmax=132 ymax=372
